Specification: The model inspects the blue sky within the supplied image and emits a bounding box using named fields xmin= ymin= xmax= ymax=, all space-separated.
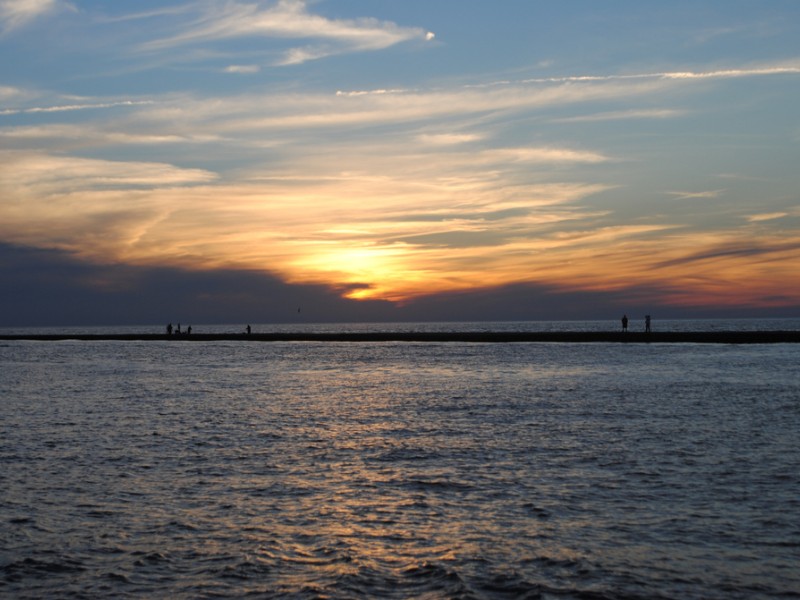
xmin=1 ymin=1 xmax=799 ymax=324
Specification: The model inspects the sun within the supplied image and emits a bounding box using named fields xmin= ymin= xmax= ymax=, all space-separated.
xmin=286 ymin=244 xmax=415 ymax=300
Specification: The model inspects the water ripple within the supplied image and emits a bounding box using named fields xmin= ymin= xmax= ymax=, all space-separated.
xmin=1 ymin=339 xmax=798 ymax=598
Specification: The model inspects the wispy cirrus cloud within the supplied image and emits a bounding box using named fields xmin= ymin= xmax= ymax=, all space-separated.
xmin=95 ymin=5 xmax=192 ymax=24
xmin=653 ymin=239 xmax=800 ymax=270
xmin=177 ymin=79 xmax=666 ymax=135
xmin=659 ymin=65 xmax=800 ymax=79
xmin=0 ymin=85 xmax=25 ymax=100
xmin=478 ymin=147 xmax=609 ymax=165
xmin=0 ymin=0 xmax=70 ymax=34
xmin=468 ymin=62 xmax=800 ymax=90
xmin=0 ymin=151 xmax=215 ymax=190
xmin=139 ymin=0 xmax=434 ymax=66
xmin=0 ymin=99 xmax=155 ymax=116
xmin=0 ymin=123 xmax=222 ymax=146
xmin=417 ymin=133 xmax=483 ymax=146
xmin=224 ymin=64 xmax=260 ymax=74
xmin=746 ymin=212 xmax=788 ymax=222
xmin=666 ymin=189 xmax=726 ymax=201
xmin=554 ymin=108 xmax=686 ymax=123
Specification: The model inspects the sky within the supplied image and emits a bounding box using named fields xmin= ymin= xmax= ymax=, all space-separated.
xmin=1 ymin=0 xmax=799 ymax=326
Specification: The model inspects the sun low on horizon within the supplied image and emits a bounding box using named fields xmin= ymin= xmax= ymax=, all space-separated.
xmin=1 ymin=0 xmax=799 ymax=317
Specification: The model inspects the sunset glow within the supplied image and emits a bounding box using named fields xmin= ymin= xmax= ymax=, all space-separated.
xmin=1 ymin=1 xmax=799 ymax=322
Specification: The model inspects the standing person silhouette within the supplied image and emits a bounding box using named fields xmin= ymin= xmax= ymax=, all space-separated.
xmin=246 ymin=324 xmax=251 ymax=335
xmin=621 ymin=314 xmax=628 ymax=332
xmin=645 ymin=315 xmax=651 ymax=333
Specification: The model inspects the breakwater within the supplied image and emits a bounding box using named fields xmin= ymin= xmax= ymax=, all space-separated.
xmin=2 ymin=331 xmax=799 ymax=343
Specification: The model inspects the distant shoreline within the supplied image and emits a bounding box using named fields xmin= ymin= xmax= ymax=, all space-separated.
xmin=2 ymin=331 xmax=799 ymax=343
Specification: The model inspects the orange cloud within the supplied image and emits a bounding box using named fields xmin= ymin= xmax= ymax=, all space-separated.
xmin=2 ymin=147 xmax=799 ymax=310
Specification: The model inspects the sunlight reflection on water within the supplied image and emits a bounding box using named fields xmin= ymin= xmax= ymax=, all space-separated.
xmin=1 ymin=337 xmax=798 ymax=598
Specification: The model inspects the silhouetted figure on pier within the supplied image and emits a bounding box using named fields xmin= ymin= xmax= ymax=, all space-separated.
xmin=621 ymin=314 xmax=628 ymax=332
xmin=187 ymin=325 xmax=192 ymax=335
xmin=645 ymin=315 xmax=651 ymax=333
xmin=166 ymin=323 xmax=173 ymax=335
xmin=176 ymin=323 xmax=181 ymax=335
xmin=246 ymin=324 xmax=251 ymax=335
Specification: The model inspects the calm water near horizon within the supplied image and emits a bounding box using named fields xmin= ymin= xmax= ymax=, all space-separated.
xmin=2 ymin=317 xmax=800 ymax=337
xmin=1 ymin=319 xmax=799 ymax=598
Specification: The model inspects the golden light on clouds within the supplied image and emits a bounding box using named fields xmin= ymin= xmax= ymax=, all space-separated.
xmin=2 ymin=145 xmax=797 ymax=308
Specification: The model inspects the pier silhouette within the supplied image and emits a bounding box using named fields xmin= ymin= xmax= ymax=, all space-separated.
xmin=2 ymin=331 xmax=799 ymax=344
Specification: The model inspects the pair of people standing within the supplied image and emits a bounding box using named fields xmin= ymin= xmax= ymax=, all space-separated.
xmin=621 ymin=314 xmax=651 ymax=332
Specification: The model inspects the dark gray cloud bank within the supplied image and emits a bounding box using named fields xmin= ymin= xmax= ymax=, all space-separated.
xmin=1 ymin=243 xmax=796 ymax=327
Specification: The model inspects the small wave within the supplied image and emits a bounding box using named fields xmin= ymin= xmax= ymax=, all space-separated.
xmin=324 ymin=561 xmax=471 ymax=599
xmin=477 ymin=570 xmax=543 ymax=598
xmin=85 ymin=510 xmax=115 ymax=518
xmin=104 ymin=572 xmax=131 ymax=583
xmin=217 ymin=559 xmax=273 ymax=581
xmin=372 ymin=447 xmax=439 ymax=462
xmin=131 ymin=551 xmax=171 ymax=566
xmin=396 ymin=477 xmax=475 ymax=493
xmin=403 ymin=561 xmax=459 ymax=579
xmin=2 ymin=557 xmax=86 ymax=581
xmin=400 ymin=561 xmax=470 ymax=595
xmin=8 ymin=516 xmax=34 ymax=524
xmin=527 ymin=555 xmax=588 ymax=569
xmin=522 ymin=502 xmax=551 ymax=519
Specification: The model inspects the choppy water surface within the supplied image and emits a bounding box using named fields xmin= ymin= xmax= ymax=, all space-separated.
xmin=1 ymin=336 xmax=798 ymax=599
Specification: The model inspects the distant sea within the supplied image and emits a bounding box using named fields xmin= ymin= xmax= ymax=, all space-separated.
xmin=2 ymin=316 xmax=800 ymax=337
xmin=1 ymin=319 xmax=799 ymax=599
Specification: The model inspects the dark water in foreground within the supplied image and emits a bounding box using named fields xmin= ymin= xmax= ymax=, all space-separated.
xmin=1 ymin=328 xmax=799 ymax=598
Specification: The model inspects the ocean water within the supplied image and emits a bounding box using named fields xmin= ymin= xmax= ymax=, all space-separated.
xmin=1 ymin=322 xmax=799 ymax=599
xmin=2 ymin=316 xmax=799 ymax=337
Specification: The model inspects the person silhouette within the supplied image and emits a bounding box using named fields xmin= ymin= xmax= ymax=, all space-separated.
xmin=645 ymin=315 xmax=651 ymax=333
xmin=621 ymin=314 xmax=628 ymax=332
xmin=166 ymin=323 xmax=173 ymax=335
xmin=246 ymin=324 xmax=251 ymax=335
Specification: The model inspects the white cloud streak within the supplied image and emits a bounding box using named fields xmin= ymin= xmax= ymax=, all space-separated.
xmin=467 ymin=63 xmax=800 ymax=89
xmin=660 ymin=66 xmax=800 ymax=79
xmin=553 ymin=109 xmax=686 ymax=123
xmin=0 ymin=85 xmax=25 ymax=100
xmin=667 ymin=190 xmax=726 ymax=200
xmin=746 ymin=212 xmax=788 ymax=222
xmin=0 ymin=0 xmax=69 ymax=33
xmin=417 ymin=133 xmax=483 ymax=146
xmin=0 ymin=152 xmax=217 ymax=193
xmin=224 ymin=64 xmax=260 ymax=74
xmin=0 ymin=99 xmax=155 ymax=116
xmin=140 ymin=0 xmax=433 ymax=65
xmin=0 ymin=123 xmax=222 ymax=146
